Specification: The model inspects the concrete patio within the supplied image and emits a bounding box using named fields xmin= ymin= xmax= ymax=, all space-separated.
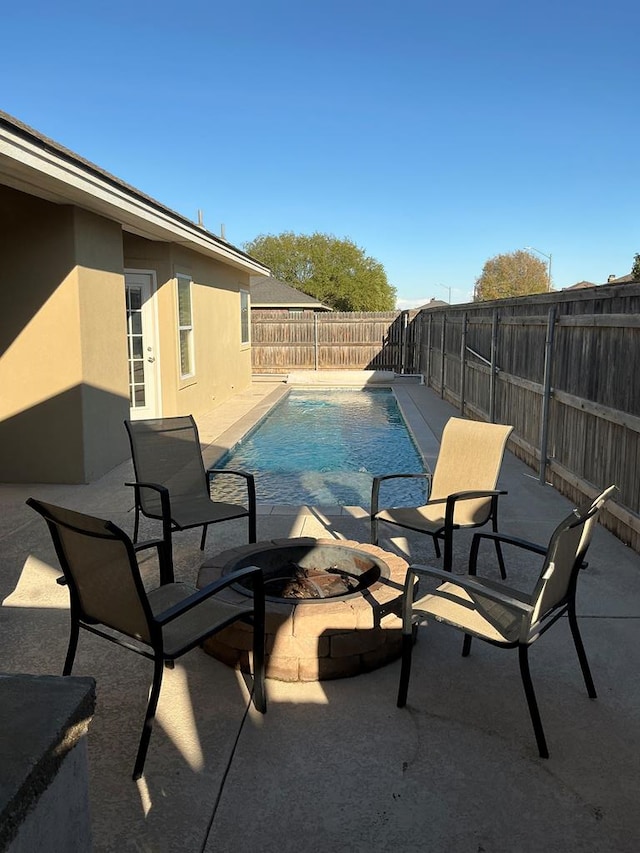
xmin=1 ymin=383 xmax=639 ymax=852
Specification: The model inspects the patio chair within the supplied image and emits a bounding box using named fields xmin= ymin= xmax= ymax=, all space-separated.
xmin=124 ymin=416 xmax=257 ymax=575
xmin=27 ymin=497 xmax=266 ymax=780
xmin=396 ymin=484 xmax=616 ymax=758
xmin=371 ymin=417 xmax=513 ymax=573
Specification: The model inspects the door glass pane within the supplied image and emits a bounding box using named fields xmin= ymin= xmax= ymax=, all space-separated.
xmin=126 ymin=282 xmax=150 ymax=411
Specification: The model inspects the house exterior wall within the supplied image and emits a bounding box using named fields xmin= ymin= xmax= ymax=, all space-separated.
xmin=0 ymin=188 xmax=129 ymax=483
xmin=123 ymin=234 xmax=252 ymax=416
xmin=0 ymin=184 xmax=253 ymax=484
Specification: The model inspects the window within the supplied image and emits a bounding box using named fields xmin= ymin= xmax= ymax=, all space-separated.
xmin=177 ymin=274 xmax=194 ymax=377
xmin=240 ymin=289 xmax=250 ymax=345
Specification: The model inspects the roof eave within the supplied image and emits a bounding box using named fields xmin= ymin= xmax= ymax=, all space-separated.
xmin=0 ymin=117 xmax=270 ymax=276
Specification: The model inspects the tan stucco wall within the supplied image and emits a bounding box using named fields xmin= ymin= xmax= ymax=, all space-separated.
xmin=74 ymin=208 xmax=129 ymax=480
xmin=0 ymin=189 xmax=128 ymax=483
xmin=123 ymin=234 xmax=252 ymax=418
xmin=0 ymin=186 xmax=252 ymax=484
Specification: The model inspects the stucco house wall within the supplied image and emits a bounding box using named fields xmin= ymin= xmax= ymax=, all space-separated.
xmin=0 ymin=111 xmax=269 ymax=484
xmin=123 ymin=234 xmax=253 ymax=417
xmin=0 ymin=188 xmax=129 ymax=482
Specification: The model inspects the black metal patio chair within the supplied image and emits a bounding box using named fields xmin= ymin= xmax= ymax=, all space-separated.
xmin=396 ymin=484 xmax=616 ymax=758
xmin=27 ymin=497 xmax=266 ymax=780
xmin=124 ymin=416 xmax=257 ymax=576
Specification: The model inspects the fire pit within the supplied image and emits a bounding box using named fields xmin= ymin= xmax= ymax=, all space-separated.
xmin=197 ymin=538 xmax=409 ymax=682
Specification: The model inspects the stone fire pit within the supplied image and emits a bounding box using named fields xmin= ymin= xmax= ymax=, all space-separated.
xmin=197 ymin=537 xmax=409 ymax=682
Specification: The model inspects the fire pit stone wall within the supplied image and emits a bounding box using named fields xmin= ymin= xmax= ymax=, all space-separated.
xmin=197 ymin=538 xmax=410 ymax=682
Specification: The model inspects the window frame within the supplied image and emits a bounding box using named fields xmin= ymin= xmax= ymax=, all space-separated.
xmin=240 ymin=288 xmax=250 ymax=346
xmin=176 ymin=273 xmax=195 ymax=379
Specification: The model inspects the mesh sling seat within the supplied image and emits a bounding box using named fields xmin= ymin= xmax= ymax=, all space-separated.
xmin=396 ymin=484 xmax=616 ymax=758
xmin=371 ymin=417 xmax=513 ymax=573
xmin=124 ymin=416 xmax=257 ymax=570
xmin=27 ymin=498 xmax=266 ymax=780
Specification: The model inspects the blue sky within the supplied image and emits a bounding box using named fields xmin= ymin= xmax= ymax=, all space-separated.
xmin=3 ymin=1 xmax=639 ymax=307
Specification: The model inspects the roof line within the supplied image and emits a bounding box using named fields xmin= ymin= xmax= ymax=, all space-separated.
xmin=0 ymin=110 xmax=267 ymax=270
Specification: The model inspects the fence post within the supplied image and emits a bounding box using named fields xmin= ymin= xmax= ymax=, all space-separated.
xmin=426 ymin=315 xmax=432 ymax=385
xmin=313 ymin=313 xmax=319 ymax=371
xmin=400 ymin=310 xmax=408 ymax=373
xmin=440 ymin=314 xmax=446 ymax=398
xmin=489 ymin=309 xmax=499 ymax=422
xmin=539 ymin=305 xmax=557 ymax=485
xmin=460 ymin=312 xmax=467 ymax=415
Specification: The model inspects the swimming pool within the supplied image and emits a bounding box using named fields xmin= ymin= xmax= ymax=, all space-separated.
xmin=211 ymin=388 xmax=427 ymax=508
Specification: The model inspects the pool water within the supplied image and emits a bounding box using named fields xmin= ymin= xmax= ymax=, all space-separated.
xmin=211 ymin=388 xmax=428 ymax=508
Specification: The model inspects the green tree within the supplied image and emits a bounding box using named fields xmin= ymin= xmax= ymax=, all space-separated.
xmin=474 ymin=250 xmax=550 ymax=301
xmin=244 ymin=231 xmax=396 ymax=311
xmin=632 ymin=253 xmax=640 ymax=279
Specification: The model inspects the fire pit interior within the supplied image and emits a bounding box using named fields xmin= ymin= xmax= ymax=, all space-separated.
xmin=228 ymin=542 xmax=387 ymax=601
xmin=197 ymin=538 xmax=409 ymax=682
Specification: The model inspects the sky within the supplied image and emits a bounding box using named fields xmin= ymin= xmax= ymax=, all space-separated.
xmin=2 ymin=1 xmax=639 ymax=308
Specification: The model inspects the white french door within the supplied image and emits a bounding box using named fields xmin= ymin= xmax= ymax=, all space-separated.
xmin=125 ymin=270 xmax=161 ymax=420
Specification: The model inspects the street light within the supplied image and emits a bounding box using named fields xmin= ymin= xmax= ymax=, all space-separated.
xmin=524 ymin=246 xmax=552 ymax=291
xmin=437 ymin=283 xmax=452 ymax=303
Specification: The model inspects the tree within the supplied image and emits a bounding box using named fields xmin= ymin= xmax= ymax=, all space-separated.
xmin=632 ymin=253 xmax=640 ymax=280
xmin=474 ymin=250 xmax=550 ymax=302
xmin=244 ymin=232 xmax=397 ymax=311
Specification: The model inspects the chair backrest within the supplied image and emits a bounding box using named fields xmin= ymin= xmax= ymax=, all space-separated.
xmin=125 ymin=416 xmax=208 ymax=515
xmin=27 ymin=498 xmax=154 ymax=644
xmin=529 ymin=485 xmax=616 ymax=626
xmin=429 ymin=418 xmax=513 ymax=522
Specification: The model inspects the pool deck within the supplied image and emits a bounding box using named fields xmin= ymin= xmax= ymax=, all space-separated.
xmin=2 ymin=380 xmax=640 ymax=851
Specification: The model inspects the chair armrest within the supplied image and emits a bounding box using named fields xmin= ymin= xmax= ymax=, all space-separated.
xmin=207 ymin=468 xmax=253 ymax=482
xmin=125 ymin=482 xmax=174 ymax=584
xmin=446 ymin=489 xmax=507 ymax=502
xmin=406 ymin=563 xmax=534 ymax=614
xmin=371 ymin=472 xmax=432 ymax=515
xmin=133 ymin=537 xmax=166 ymax=554
xmin=206 ymin=469 xmax=256 ymax=507
xmin=443 ymin=489 xmax=507 ymax=531
xmin=471 ymin=530 xmax=547 ymax=556
xmin=154 ymin=565 xmax=265 ymax=625
xmin=125 ymin=481 xmax=171 ymax=514
xmin=468 ymin=530 xmax=546 ymax=576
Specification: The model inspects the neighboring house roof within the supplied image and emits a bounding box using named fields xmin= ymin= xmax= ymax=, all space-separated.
xmin=564 ymin=280 xmax=598 ymax=290
xmin=250 ymin=276 xmax=332 ymax=311
xmin=0 ymin=110 xmax=270 ymax=276
xmin=418 ymin=298 xmax=449 ymax=309
xmin=604 ymin=273 xmax=637 ymax=284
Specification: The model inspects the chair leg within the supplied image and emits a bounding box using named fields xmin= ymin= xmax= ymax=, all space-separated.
xmin=248 ymin=509 xmax=257 ymax=544
xmin=252 ymin=615 xmax=267 ymax=714
xmin=200 ymin=524 xmax=208 ymax=551
xmin=371 ymin=516 xmax=379 ymax=546
xmin=63 ymin=618 xmax=80 ymax=676
xmin=518 ymin=644 xmax=549 ymax=759
xmin=495 ymin=539 xmax=507 ymax=580
xmin=442 ymin=530 xmax=453 ymax=572
xmin=492 ymin=511 xmax=507 ymax=579
xmin=397 ymin=631 xmax=415 ymax=708
xmin=133 ymin=506 xmax=140 ymax=544
xmin=432 ymin=535 xmax=441 ymax=559
xmin=462 ymin=633 xmax=473 ymax=657
xmin=568 ymin=605 xmax=597 ymax=698
xmin=133 ymin=656 xmax=165 ymax=781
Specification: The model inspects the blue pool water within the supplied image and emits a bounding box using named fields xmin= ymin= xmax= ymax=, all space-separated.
xmin=211 ymin=388 xmax=427 ymax=508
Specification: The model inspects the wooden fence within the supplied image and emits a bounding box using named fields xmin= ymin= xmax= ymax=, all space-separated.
xmin=416 ymin=282 xmax=640 ymax=551
xmin=251 ymin=311 xmax=421 ymax=373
